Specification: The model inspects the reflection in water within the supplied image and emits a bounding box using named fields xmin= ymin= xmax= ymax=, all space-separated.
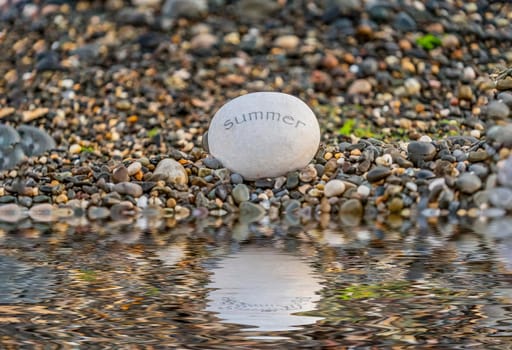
xmin=1 ymin=216 xmax=512 ymax=347
xmin=205 ymin=246 xmax=324 ymax=332
xmin=0 ymin=255 xmax=55 ymax=303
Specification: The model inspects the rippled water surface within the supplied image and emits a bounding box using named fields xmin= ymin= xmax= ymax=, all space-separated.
xmin=1 ymin=216 xmax=512 ymax=349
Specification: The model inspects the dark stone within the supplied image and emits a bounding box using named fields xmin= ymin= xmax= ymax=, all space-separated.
xmin=366 ymin=166 xmax=391 ymax=183
xmin=407 ymin=141 xmax=437 ymax=165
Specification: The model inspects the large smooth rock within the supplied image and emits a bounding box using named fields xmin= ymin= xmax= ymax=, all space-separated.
xmin=207 ymin=92 xmax=321 ymax=180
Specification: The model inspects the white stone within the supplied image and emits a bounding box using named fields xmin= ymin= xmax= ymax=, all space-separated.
xmin=357 ymin=184 xmax=371 ymax=197
xmin=207 ymin=92 xmax=321 ymax=180
xmin=153 ymin=158 xmax=188 ymax=184
xmin=324 ymin=179 xmax=346 ymax=197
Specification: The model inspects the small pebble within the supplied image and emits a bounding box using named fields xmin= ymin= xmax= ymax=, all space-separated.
xmin=232 ymin=184 xmax=250 ymax=204
xmin=299 ymin=165 xmax=317 ymax=183
xmin=366 ymin=167 xmax=391 ymax=183
xmin=324 ymin=179 xmax=346 ymax=197
xmin=127 ymin=161 xmax=142 ymax=176
xmin=153 ymin=158 xmax=188 ymax=185
xmin=455 ymin=173 xmax=482 ymax=194
xmin=113 ymin=182 xmax=143 ymax=197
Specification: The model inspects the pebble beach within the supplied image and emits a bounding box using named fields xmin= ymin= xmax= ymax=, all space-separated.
xmin=1 ymin=0 xmax=512 ymax=227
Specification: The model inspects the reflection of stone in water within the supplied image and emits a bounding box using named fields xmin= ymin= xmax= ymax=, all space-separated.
xmin=205 ymin=246 xmax=324 ymax=332
xmin=0 ymin=255 xmax=55 ymax=303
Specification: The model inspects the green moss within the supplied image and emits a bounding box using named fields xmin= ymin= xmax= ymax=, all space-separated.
xmin=80 ymin=146 xmax=95 ymax=153
xmin=339 ymin=118 xmax=356 ymax=136
xmin=145 ymin=286 xmax=160 ymax=296
xmin=78 ymin=269 xmax=97 ymax=282
xmin=147 ymin=127 xmax=160 ymax=138
xmin=339 ymin=281 xmax=413 ymax=300
xmin=416 ymin=33 xmax=441 ymax=51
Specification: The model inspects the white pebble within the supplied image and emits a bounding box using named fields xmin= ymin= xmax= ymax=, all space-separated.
xmin=69 ymin=144 xmax=82 ymax=154
xmin=208 ymin=92 xmax=320 ymax=180
xmin=127 ymin=161 xmax=142 ymax=175
xmin=324 ymin=179 xmax=346 ymax=197
xmin=357 ymin=185 xmax=371 ymax=197
xmin=470 ymin=129 xmax=481 ymax=139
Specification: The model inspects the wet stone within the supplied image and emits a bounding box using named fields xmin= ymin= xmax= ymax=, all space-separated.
xmin=366 ymin=166 xmax=391 ymax=183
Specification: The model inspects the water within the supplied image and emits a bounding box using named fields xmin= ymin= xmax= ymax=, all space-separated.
xmin=1 ymin=215 xmax=512 ymax=348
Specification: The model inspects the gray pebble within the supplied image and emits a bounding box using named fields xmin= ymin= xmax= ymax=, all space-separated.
xmin=113 ymin=182 xmax=143 ymax=197
xmin=498 ymin=155 xmax=512 ymax=188
xmin=203 ymin=156 xmax=222 ymax=169
xmin=232 ymin=184 xmax=250 ymax=204
xmin=468 ymin=163 xmax=489 ymax=178
xmin=453 ymin=149 xmax=467 ymax=162
xmin=468 ymin=150 xmax=489 ymax=163
xmin=455 ymin=173 xmax=482 ymax=194
xmin=162 ymin=0 xmax=207 ymax=19
xmin=498 ymin=92 xmax=512 ymax=108
xmin=286 ymin=172 xmax=300 ymax=189
xmin=483 ymin=100 xmax=510 ymax=119
xmin=488 ymin=187 xmax=512 ymax=210
xmin=408 ymin=141 xmax=436 ymax=164
xmin=394 ymin=11 xmax=417 ymax=31
xmin=230 ymin=173 xmax=244 ymax=184
xmin=255 ymin=178 xmax=275 ymax=189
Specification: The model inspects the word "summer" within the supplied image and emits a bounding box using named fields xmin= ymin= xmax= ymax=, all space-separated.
xmin=223 ymin=111 xmax=307 ymax=130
